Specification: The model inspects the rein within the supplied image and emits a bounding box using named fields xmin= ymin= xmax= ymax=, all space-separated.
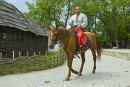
xmin=64 ymin=32 xmax=73 ymax=52
xmin=58 ymin=30 xmax=73 ymax=52
xmin=59 ymin=30 xmax=80 ymax=58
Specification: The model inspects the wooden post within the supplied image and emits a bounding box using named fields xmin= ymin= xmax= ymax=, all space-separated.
xmin=0 ymin=52 xmax=2 ymax=60
xmin=12 ymin=50 xmax=14 ymax=59
xmin=39 ymin=51 xmax=40 ymax=55
xmin=19 ymin=51 xmax=21 ymax=57
xmin=33 ymin=52 xmax=36 ymax=56
xmin=45 ymin=50 xmax=48 ymax=55
xmin=27 ymin=51 xmax=29 ymax=57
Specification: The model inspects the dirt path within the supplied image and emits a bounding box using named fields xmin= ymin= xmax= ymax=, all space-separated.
xmin=0 ymin=50 xmax=130 ymax=87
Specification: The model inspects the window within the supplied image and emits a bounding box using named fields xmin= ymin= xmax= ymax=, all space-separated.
xmin=12 ymin=33 xmax=16 ymax=39
xmin=2 ymin=32 xmax=6 ymax=39
xmin=20 ymin=32 xmax=23 ymax=41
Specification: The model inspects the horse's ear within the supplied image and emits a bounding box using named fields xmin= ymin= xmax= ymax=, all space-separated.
xmin=51 ymin=21 xmax=58 ymax=29
xmin=47 ymin=25 xmax=53 ymax=34
xmin=48 ymin=25 xmax=53 ymax=30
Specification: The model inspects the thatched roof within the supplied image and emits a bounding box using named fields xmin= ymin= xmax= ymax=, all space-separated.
xmin=0 ymin=0 xmax=48 ymax=36
xmin=27 ymin=18 xmax=48 ymax=36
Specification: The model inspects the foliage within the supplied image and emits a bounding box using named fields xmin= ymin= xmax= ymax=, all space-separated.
xmin=25 ymin=0 xmax=65 ymax=27
xmin=25 ymin=0 xmax=130 ymax=48
xmin=72 ymin=0 xmax=130 ymax=48
xmin=127 ymin=33 xmax=130 ymax=39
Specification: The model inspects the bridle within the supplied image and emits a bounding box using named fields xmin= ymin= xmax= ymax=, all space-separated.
xmin=50 ymin=30 xmax=60 ymax=44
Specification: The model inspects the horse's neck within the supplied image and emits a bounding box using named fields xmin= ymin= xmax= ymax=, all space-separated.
xmin=58 ymin=29 xmax=70 ymax=45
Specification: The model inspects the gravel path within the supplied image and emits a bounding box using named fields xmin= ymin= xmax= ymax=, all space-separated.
xmin=0 ymin=50 xmax=130 ymax=87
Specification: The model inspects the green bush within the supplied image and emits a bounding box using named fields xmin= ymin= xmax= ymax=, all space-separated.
xmin=0 ymin=51 xmax=65 ymax=76
xmin=127 ymin=33 xmax=130 ymax=39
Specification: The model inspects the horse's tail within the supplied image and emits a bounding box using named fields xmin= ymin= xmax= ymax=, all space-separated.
xmin=96 ymin=35 xmax=102 ymax=60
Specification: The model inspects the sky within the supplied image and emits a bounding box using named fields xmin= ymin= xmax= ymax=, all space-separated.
xmin=6 ymin=0 xmax=35 ymax=12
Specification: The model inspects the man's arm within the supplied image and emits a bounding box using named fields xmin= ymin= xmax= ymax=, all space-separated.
xmin=66 ymin=16 xmax=73 ymax=29
xmin=80 ymin=14 xmax=88 ymax=28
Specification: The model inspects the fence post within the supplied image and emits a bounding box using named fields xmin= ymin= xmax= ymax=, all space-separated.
xmin=45 ymin=50 xmax=48 ymax=56
xmin=0 ymin=52 xmax=2 ymax=60
xmin=39 ymin=51 xmax=41 ymax=55
xmin=27 ymin=51 xmax=29 ymax=57
xmin=19 ymin=51 xmax=21 ymax=57
xmin=33 ymin=52 xmax=36 ymax=56
xmin=12 ymin=50 xmax=14 ymax=59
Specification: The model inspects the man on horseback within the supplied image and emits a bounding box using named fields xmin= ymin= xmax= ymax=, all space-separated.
xmin=66 ymin=5 xmax=88 ymax=47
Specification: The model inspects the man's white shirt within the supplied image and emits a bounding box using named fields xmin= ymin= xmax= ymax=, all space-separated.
xmin=66 ymin=13 xmax=88 ymax=29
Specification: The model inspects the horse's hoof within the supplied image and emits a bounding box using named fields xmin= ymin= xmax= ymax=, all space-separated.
xmin=64 ymin=77 xmax=70 ymax=81
xmin=75 ymin=71 xmax=78 ymax=74
xmin=92 ymin=71 xmax=95 ymax=74
xmin=73 ymin=71 xmax=78 ymax=74
xmin=71 ymin=69 xmax=78 ymax=74
xmin=78 ymin=73 xmax=82 ymax=76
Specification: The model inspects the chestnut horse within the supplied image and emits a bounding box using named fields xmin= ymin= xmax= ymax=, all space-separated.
xmin=49 ymin=26 xmax=102 ymax=81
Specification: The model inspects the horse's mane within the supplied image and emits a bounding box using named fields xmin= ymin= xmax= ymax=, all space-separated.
xmin=57 ymin=26 xmax=68 ymax=31
xmin=57 ymin=26 xmax=70 ymax=35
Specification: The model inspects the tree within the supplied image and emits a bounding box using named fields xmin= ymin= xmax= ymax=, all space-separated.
xmin=25 ymin=0 xmax=130 ymax=48
xmin=25 ymin=0 xmax=65 ymax=27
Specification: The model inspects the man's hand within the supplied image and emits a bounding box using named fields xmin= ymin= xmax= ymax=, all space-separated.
xmin=77 ymin=24 xmax=82 ymax=28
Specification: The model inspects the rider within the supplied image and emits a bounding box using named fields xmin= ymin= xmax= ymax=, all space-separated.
xmin=66 ymin=5 xmax=88 ymax=47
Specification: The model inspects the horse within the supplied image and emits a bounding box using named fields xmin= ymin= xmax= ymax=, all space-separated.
xmin=48 ymin=25 xmax=102 ymax=81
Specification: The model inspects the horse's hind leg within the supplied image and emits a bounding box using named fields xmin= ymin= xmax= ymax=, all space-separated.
xmin=91 ymin=48 xmax=96 ymax=74
xmin=71 ymin=68 xmax=78 ymax=74
xmin=78 ymin=50 xmax=85 ymax=76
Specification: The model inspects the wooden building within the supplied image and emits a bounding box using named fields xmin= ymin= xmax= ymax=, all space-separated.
xmin=0 ymin=0 xmax=48 ymax=59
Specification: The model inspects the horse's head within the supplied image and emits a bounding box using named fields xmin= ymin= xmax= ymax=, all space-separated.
xmin=48 ymin=25 xmax=59 ymax=49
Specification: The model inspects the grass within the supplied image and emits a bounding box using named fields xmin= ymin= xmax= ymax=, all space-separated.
xmin=0 ymin=52 xmax=65 ymax=76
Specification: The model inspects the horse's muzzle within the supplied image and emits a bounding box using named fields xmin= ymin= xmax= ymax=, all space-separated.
xmin=49 ymin=45 xmax=54 ymax=49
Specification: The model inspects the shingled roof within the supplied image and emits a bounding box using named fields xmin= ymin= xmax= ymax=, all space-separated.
xmin=0 ymin=0 xmax=48 ymax=36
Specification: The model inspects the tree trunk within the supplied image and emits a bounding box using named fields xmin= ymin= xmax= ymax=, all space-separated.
xmin=112 ymin=5 xmax=119 ymax=48
xmin=65 ymin=0 xmax=71 ymax=27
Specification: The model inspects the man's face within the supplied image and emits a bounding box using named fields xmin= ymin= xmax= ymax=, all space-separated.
xmin=75 ymin=6 xmax=80 ymax=14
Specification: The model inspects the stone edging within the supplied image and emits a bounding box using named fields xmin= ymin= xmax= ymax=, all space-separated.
xmin=102 ymin=49 xmax=130 ymax=60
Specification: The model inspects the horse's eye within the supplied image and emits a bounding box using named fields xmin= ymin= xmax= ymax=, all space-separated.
xmin=50 ymin=35 xmax=56 ymax=41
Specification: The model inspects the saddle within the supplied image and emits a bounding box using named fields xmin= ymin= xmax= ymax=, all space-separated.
xmin=70 ymin=30 xmax=91 ymax=54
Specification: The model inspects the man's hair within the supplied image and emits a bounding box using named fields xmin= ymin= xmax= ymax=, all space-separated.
xmin=75 ymin=5 xmax=80 ymax=8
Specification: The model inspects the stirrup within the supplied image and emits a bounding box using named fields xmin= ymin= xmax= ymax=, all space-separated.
xmin=80 ymin=45 xmax=83 ymax=47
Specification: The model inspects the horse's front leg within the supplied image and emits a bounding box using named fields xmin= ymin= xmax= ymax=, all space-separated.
xmin=78 ymin=49 xmax=85 ymax=76
xmin=65 ymin=54 xmax=74 ymax=81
